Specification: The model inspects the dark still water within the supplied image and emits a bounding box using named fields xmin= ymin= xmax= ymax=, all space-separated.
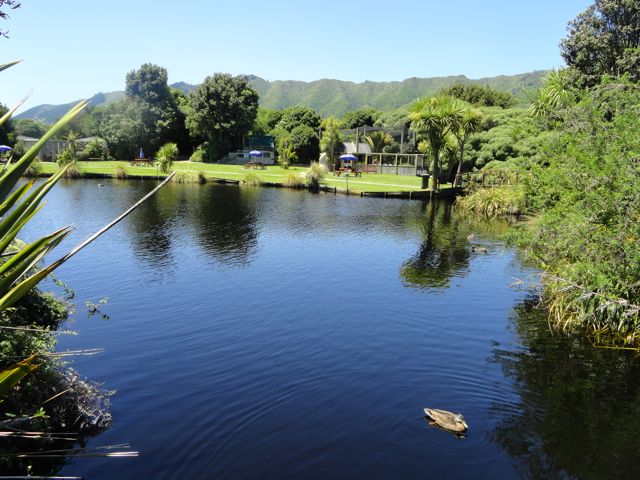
xmin=21 ymin=179 xmax=640 ymax=479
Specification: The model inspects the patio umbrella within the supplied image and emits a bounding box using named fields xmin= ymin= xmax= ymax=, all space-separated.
xmin=0 ymin=145 xmax=12 ymax=152
xmin=249 ymin=150 xmax=262 ymax=158
xmin=339 ymin=153 xmax=357 ymax=162
xmin=139 ymin=148 xmax=144 ymax=159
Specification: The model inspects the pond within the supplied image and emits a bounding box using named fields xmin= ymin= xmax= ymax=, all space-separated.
xmin=20 ymin=179 xmax=640 ymax=479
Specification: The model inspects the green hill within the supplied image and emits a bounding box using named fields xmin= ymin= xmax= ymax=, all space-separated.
xmin=15 ymin=71 xmax=545 ymax=122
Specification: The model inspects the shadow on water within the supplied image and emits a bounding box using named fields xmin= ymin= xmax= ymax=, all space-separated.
xmin=490 ymin=298 xmax=640 ymax=480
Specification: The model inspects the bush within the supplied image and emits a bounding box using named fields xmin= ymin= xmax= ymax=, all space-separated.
xmin=78 ymin=138 xmax=110 ymax=161
xmin=115 ymin=164 xmax=128 ymax=179
xmin=190 ymin=145 xmax=205 ymax=162
xmin=24 ymin=159 xmax=42 ymax=177
xmin=282 ymin=172 xmax=305 ymax=188
xmin=56 ymin=148 xmax=74 ymax=166
xmin=457 ymin=185 xmax=526 ymax=218
xmin=172 ymin=171 xmax=206 ymax=184
xmin=241 ymin=172 xmax=262 ymax=186
xmin=306 ymin=162 xmax=326 ymax=188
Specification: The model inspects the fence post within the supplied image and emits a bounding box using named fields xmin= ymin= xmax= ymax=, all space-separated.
xmin=395 ymin=154 xmax=399 ymax=175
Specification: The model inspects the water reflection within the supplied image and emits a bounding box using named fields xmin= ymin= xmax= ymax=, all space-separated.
xmin=491 ymin=299 xmax=640 ymax=480
xmin=400 ymin=201 xmax=471 ymax=289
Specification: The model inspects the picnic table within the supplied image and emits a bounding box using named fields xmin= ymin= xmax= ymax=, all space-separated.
xmin=244 ymin=161 xmax=267 ymax=170
xmin=333 ymin=167 xmax=361 ymax=177
xmin=130 ymin=158 xmax=155 ymax=167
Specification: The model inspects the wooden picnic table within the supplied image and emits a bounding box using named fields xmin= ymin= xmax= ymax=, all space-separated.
xmin=130 ymin=158 xmax=155 ymax=167
xmin=333 ymin=167 xmax=361 ymax=177
xmin=244 ymin=161 xmax=267 ymax=170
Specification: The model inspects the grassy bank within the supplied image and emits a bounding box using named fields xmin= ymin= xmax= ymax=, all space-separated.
xmin=35 ymin=161 xmax=447 ymax=193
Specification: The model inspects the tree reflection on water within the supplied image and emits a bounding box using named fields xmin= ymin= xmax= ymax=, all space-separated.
xmin=491 ymin=299 xmax=640 ymax=480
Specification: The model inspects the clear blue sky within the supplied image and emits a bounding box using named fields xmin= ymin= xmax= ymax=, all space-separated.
xmin=3 ymin=0 xmax=593 ymax=110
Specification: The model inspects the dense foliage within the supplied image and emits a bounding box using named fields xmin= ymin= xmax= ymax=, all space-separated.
xmin=514 ymin=81 xmax=640 ymax=339
xmin=439 ymin=83 xmax=516 ymax=108
xmin=561 ymin=0 xmax=640 ymax=87
xmin=185 ymin=73 xmax=259 ymax=161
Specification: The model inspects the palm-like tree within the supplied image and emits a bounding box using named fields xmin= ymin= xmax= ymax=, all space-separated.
xmin=156 ymin=142 xmax=178 ymax=173
xmin=364 ymin=130 xmax=393 ymax=164
xmin=409 ymin=96 xmax=464 ymax=190
xmin=529 ymin=69 xmax=575 ymax=119
xmin=65 ymin=130 xmax=80 ymax=161
xmin=451 ymin=105 xmax=483 ymax=186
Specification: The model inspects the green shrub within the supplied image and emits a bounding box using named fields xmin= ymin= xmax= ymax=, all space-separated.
xmin=115 ymin=165 xmax=128 ymax=179
xmin=306 ymin=162 xmax=326 ymax=188
xmin=172 ymin=171 xmax=206 ymax=184
xmin=190 ymin=145 xmax=205 ymax=162
xmin=457 ymin=185 xmax=526 ymax=218
xmin=241 ymin=172 xmax=262 ymax=186
xmin=282 ymin=172 xmax=305 ymax=188
xmin=56 ymin=148 xmax=74 ymax=166
xmin=24 ymin=159 xmax=42 ymax=177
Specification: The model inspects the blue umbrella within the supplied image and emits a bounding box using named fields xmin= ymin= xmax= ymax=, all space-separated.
xmin=339 ymin=153 xmax=357 ymax=162
xmin=0 ymin=145 xmax=12 ymax=152
xmin=249 ymin=150 xmax=262 ymax=158
xmin=139 ymin=148 xmax=144 ymax=159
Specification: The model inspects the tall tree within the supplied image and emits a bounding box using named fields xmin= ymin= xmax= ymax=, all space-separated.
xmin=341 ymin=109 xmax=381 ymax=129
xmin=409 ymin=96 xmax=464 ymax=190
xmin=275 ymin=106 xmax=321 ymax=132
xmin=186 ymin=74 xmax=259 ymax=161
xmin=124 ymin=63 xmax=187 ymax=156
xmin=561 ymin=0 xmax=640 ymax=87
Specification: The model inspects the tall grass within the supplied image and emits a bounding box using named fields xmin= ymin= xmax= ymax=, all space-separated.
xmin=282 ymin=172 xmax=306 ymax=188
xmin=456 ymin=185 xmax=526 ymax=218
xmin=115 ymin=163 xmax=128 ymax=179
xmin=172 ymin=171 xmax=206 ymax=184
xmin=241 ymin=172 xmax=262 ymax=186
xmin=306 ymin=162 xmax=326 ymax=188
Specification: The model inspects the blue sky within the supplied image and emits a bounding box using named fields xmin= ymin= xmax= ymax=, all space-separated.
xmin=3 ymin=0 xmax=592 ymax=110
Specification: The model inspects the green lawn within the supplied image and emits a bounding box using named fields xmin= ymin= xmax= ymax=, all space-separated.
xmin=37 ymin=160 xmax=446 ymax=193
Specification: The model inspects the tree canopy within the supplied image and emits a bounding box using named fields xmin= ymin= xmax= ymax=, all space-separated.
xmin=439 ymin=83 xmax=516 ymax=108
xmin=561 ymin=0 xmax=640 ymax=86
xmin=185 ymin=73 xmax=259 ymax=161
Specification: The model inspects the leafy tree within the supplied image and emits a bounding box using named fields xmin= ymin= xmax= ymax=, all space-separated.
xmin=156 ymin=142 xmax=178 ymax=173
xmin=320 ymin=117 xmax=343 ymax=170
xmin=409 ymin=96 xmax=464 ymax=190
xmin=14 ymin=118 xmax=48 ymax=138
xmin=95 ymin=101 xmax=145 ymax=159
xmin=275 ymin=105 xmax=321 ymax=132
xmin=253 ymin=108 xmax=283 ymax=135
xmin=185 ymin=73 xmax=259 ymax=161
xmin=560 ymin=0 xmax=640 ymax=87
xmin=341 ymin=109 xmax=381 ymax=129
xmin=374 ymin=109 xmax=410 ymax=130
xmin=439 ymin=83 xmax=516 ymax=108
xmin=288 ymin=125 xmax=319 ymax=163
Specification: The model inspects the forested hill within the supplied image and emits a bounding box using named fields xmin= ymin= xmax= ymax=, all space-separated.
xmin=16 ymin=71 xmax=545 ymax=122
